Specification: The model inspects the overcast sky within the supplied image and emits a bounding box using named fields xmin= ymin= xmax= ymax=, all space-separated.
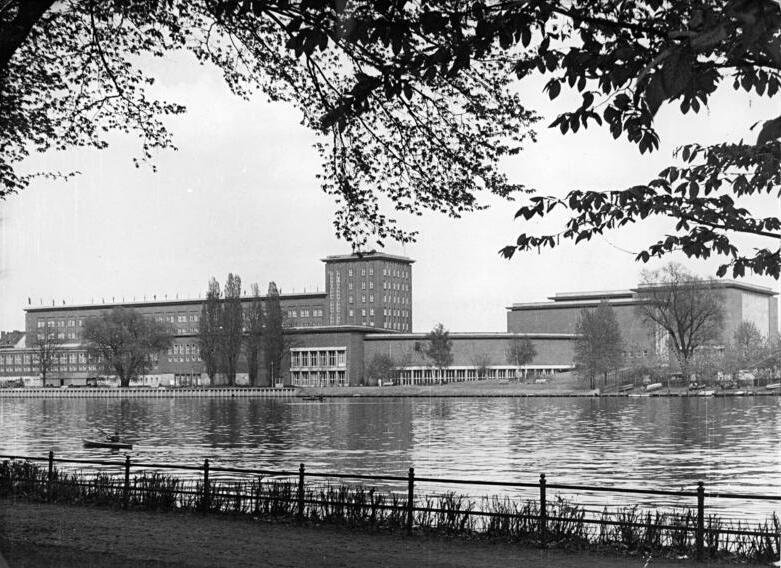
xmin=1 ymin=52 xmax=778 ymax=333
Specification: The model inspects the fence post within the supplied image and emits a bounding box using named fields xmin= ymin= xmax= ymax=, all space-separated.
xmin=47 ymin=450 xmax=54 ymax=501
xmin=202 ymin=459 xmax=210 ymax=513
xmin=123 ymin=455 xmax=131 ymax=510
xmin=539 ymin=473 xmax=547 ymax=544
xmin=407 ymin=467 xmax=415 ymax=535
xmin=297 ymin=463 xmax=305 ymax=520
xmin=696 ymin=481 xmax=705 ymax=561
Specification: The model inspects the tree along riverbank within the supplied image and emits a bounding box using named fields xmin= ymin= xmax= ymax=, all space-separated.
xmin=0 ymin=499 xmax=745 ymax=568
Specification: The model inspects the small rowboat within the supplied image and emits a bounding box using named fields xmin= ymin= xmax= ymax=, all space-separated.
xmin=83 ymin=439 xmax=133 ymax=450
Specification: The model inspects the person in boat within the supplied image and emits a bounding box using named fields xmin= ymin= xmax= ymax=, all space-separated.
xmin=104 ymin=431 xmax=120 ymax=443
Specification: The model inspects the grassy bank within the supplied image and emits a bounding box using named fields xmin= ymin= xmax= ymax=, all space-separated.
xmin=3 ymin=500 xmax=738 ymax=568
xmin=1 ymin=459 xmax=777 ymax=564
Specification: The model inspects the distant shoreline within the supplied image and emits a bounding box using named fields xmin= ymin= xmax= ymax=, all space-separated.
xmin=0 ymin=383 xmax=778 ymax=398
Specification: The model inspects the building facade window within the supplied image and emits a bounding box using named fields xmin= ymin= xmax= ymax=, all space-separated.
xmin=290 ymin=347 xmax=348 ymax=387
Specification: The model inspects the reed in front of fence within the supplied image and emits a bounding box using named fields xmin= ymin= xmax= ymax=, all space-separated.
xmin=0 ymin=456 xmax=778 ymax=564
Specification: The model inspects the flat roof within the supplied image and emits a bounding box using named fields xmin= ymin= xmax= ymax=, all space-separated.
xmin=285 ymin=325 xmax=398 ymax=335
xmin=321 ymin=251 xmax=414 ymax=264
xmin=511 ymin=279 xmax=778 ymax=311
xmin=364 ymin=332 xmax=578 ymax=340
xmin=508 ymin=298 xmax=644 ymax=311
xmin=549 ymin=290 xmax=634 ymax=302
xmin=25 ymin=292 xmax=327 ymax=313
xmin=633 ymin=280 xmax=778 ymax=296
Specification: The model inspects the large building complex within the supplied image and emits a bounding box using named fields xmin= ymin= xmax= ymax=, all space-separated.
xmin=508 ymin=281 xmax=779 ymax=363
xmin=0 ymin=251 xmax=778 ymax=387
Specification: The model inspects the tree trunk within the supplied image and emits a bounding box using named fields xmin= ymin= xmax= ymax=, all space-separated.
xmin=680 ymin=357 xmax=691 ymax=383
xmin=0 ymin=0 xmax=56 ymax=71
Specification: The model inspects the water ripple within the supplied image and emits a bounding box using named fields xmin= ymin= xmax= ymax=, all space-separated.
xmin=1 ymin=396 xmax=778 ymax=520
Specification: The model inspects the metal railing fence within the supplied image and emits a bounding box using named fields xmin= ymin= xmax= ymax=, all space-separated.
xmin=0 ymin=452 xmax=778 ymax=562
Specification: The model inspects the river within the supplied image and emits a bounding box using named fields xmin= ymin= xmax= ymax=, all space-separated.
xmin=1 ymin=396 xmax=779 ymax=522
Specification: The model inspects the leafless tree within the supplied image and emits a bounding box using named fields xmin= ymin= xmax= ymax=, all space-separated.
xmin=636 ymin=263 xmax=725 ymax=378
xmin=35 ymin=325 xmax=63 ymax=383
xmin=365 ymin=353 xmax=396 ymax=386
xmin=470 ymin=352 xmax=491 ymax=380
xmin=505 ymin=337 xmax=537 ymax=378
xmin=574 ymin=302 xmax=624 ymax=389
xmin=82 ymin=308 xmax=173 ymax=387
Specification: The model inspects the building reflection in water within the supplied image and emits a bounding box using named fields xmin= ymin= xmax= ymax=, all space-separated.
xmin=0 ymin=396 xmax=778 ymax=519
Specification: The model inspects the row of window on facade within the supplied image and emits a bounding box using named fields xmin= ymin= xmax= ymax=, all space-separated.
xmin=38 ymin=331 xmax=78 ymax=341
xmin=36 ymin=319 xmax=82 ymax=328
xmin=346 ymin=280 xmax=409 ymax=291
xmin=345 ymin=265 xmax=409 ymax=279
xmin=290 ymin=370 xmax=347 ymax=387
xmin=347 ymin=308 xmax=408 ymax=318
xmin=290 ymin=348 xmax=346 ymax=369
xmin=286 ymin=308 xmax=324 ymax=320
xmin=0 ymin=351 xmax=124 ymax=373
xmin=347 ymin=294 xmax=410 ymax=306
xmin=168 ymin=343 xmax=201 ymax=363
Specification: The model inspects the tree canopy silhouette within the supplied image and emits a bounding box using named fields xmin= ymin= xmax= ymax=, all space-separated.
xmin=1 ymin=1 xmax=778 ymax=275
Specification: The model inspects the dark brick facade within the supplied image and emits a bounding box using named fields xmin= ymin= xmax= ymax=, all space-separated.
xmin=323 ymin=252 xmax=413 ymax=332
xmin=2 ymin=255 xmax=777 ymax=387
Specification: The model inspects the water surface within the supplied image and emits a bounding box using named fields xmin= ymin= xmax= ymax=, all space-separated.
xmin=2 ymin=396 xmax=779 ymax=520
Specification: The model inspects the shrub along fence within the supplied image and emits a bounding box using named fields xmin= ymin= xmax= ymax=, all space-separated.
xmin=0 ymin=453 xmax=778 ymax=563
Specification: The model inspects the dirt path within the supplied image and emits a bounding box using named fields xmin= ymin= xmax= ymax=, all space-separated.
xmin=0 ymin=499 xmax=739 ymax=568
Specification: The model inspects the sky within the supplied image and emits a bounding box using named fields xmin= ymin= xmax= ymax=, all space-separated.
xmin=1 ymin=51 xmax=779 ymax=333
